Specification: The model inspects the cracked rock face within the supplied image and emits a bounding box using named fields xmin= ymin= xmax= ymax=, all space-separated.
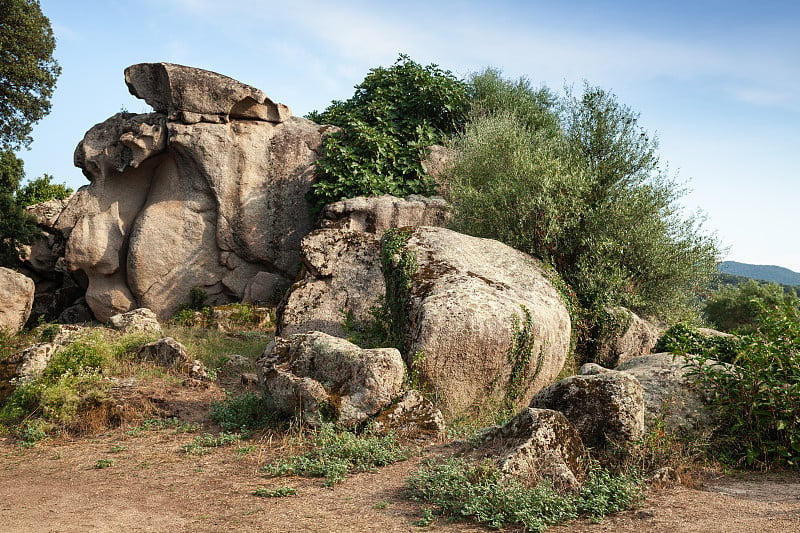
xmin=56 ymin=63 xmax=328 ymax=321
xmin=257 ymin=331 xmax=406 ymax=427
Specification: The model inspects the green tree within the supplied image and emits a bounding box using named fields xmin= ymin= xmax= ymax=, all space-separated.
xmin=703 ymin=279 xmax=799 ymax=333
xmin=0 ymin=150 xmax=39 ymax=266
xmin=16 ymin=172 xmax=72 ymax=206
xmin=307 ymin=54 xmax=469 ymax=208
xmin=447 ymin=72 xmax=720 ymax=355
xmin=0 ymin=0 xmax=61 ymax=150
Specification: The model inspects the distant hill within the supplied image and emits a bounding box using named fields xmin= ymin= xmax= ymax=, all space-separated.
xmin=719 ymin=261 xmax=800 ymax=286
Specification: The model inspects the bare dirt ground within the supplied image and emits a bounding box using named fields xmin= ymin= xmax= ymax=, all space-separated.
xmin=1 ymin=382 xmax=798 ymax=533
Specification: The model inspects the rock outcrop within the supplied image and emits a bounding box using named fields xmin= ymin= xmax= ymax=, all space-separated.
xmin=529 ymin=370 xmax=645 ymax=449
xmin=55 ymin=63 xmax=329 ymax=321
xmin=471 ymin=408 xmax=586 ymax=491
xmin=386 ymin=227 xmax=571 ymax=420
xmin=616 ymin=353 xmax=718 ymax=438
xmin=257 ymin=332 xmax=406 ymax=427
xmin=0 ymin=268 xmax=35 ymax=334
xmin=277 ymin=195 xmax=450 ymax=338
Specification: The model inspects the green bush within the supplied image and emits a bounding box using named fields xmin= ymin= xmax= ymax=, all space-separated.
xmin=15 ymin=173 xmax=72 ymax=207
xmin=703 ymin=279 xmax=799 ymax=333
xmin=685 ymin=302 xmax=800 ymax=467
xmin=405 ymin=457 xmax=643 ymax=532
xmin=264 ymin=423 xmax=411 ymax=486
xmin=307 ymin=54 xmax=469 ymax=208
xmin=655 ymin=322 xmax=742 ymax=363
xmin=447 ymin=72 xmax=720 ymax=346
xmin=210 ymin=391 xmax=279 ymax=432
xmin=41 ymin=337 xmax=111 ymax=383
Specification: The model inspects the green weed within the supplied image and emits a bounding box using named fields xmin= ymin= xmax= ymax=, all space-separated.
xmin=182 ymin=432 xmax=243 ymax=455
xmin=264 ymin=423 xmax=411 ymax=486
xmin=94 ymin=459 xmax=114 ymax=469
xmin=252 ymin=486 xmax=298 ymax=498
xmin=406 ymin=457 xmax=643 ymax=532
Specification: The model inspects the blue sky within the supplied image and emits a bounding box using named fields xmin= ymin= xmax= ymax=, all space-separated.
xmin=17 ymin=0 xmax=800 ymax=271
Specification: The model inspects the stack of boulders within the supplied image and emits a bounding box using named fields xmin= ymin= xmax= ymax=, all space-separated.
xmin=0 ymin=63 xmax=723 ymax=492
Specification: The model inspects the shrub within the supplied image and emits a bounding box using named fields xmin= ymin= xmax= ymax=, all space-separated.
xmin=703 ymin=279 xmax=799 ymax=333
xmin=405 ymin=457 xmax=643 ymax=532
xmin=15 ymin=173 xmax=72 ymax=207
xmin=264 ymin=423 xmax=411 ymax=486
xmin=307 ymin=54 xmax=469 ymax=208
xmin=447 ymin=72 xmax=720 ymax=358
xmin=685 ymin=302 xmax=800 ymax=467
xmin=655 ymin=322 xmax=742 ymax=363
xmin=210 ymin=391 xmax=279 ymax=432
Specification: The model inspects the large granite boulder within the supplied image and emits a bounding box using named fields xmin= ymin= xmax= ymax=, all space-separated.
xmin=471 ymin=408 xmax=586 ymax=491
xmin=277 ymin=195 xmax=451 ymax=338
xmin=529 ymin=370 xmax=645 ymax=450
xmin=0 ymin=268 xmax=35 ymax=334
xmin=257 ymin=331 xmax=406 ymax=427
xmin=385 ymin=227 xmax=571 ymax=420
xmin=55 ymin=63 xmax=329 ymax=321
xmin=616 ymin=353 xmax=718 ymax=438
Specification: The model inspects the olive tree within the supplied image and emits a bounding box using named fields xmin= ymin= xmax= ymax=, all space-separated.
xmin=447 ymin=71 xmax=720 ymax=338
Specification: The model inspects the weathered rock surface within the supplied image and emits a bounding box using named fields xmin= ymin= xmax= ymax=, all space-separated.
xmin=135 ymin=337 xmax=208 ymax=380
xmin=0 ymin=268 xmax=35 ymax=334
xmin=278 ymin=195 xmax=451 ymax=338
xmin=135 ymin=337 xmax=189 ymax=368
xmin=278 ymin=229 xmax=383 ymax=338
xmin=616 ymin=353 xmax=718 ymax=438
xmin=56 ymin=63 xmax=328 ymax=321
xmin=595 ymin=307 xmax=662 ymax=368
xmin=257 ymin=332 xmax=405 ymax=427
xmin=320 ymin=194 xmax=450 ymax=235
xmin=108 ymin=308 xmax=162 ymax=336
xmin=530 ymin=370 xmax=645 ymax=449
xmin=472 ymin=408 xmax=586 ymax=491
xmin=372 ymin=390 xmax=445 ymax=441
xmin=124 ymin=63 xmax=291 ymax=124
xmin=387 ymin=227 xmax=571 ymax=420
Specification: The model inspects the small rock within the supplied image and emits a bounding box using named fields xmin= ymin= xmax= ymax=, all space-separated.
xmin=530 ymin=370 xmax=645 ymax=450
xmin=135 ymin=337 xmax=189 ymax=368
xmin=372 ymin=390 xmax=445 ymax=441
xmin=109 ymin=308 xmax=162 ymax=336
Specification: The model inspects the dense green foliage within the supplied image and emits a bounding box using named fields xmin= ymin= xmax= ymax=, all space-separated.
xmin=0 ymin=332 xmax=114 ymax=425
xmin=446 ymin=71 xmax=720 ymax=334
xmin=703 ymin=279 xmax=799 ymax=333
xmin=654 ymin=322 xmax=742 ymax=363
xmin=406 ymin=457 xmax=643 ymax=532
xmin=0 ymin=150 xmax=39 ymax=266
xmin=307 ymin=55 xmax=468 ymax=208
xmin=679 ymin=302 xmax=800 ymax=467
xmin=209 ymin=390 xmax=279 ymax=432
xmin=15 ymin=172 xmax=72 ymax=206
xmin=264 ymin=423 xmax=411 ymax=486
xmin=0 ymin=0 xmax=61 ymax=150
